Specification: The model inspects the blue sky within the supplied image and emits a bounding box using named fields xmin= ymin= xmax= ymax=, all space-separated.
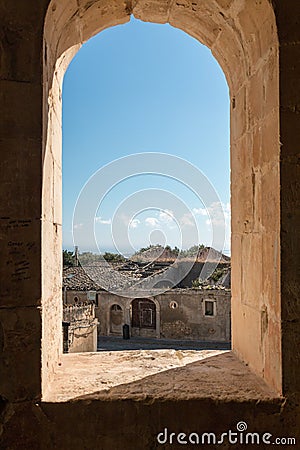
xmin=62 ymin=17 xmax=230 ymax=255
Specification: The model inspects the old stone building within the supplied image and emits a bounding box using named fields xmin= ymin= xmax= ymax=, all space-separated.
xmin=99 ymin=289 xmax=231 ymax=341
xmin=0 ymin=1 xmax=299 ymax=448
xmin=63 ymin=265 xmax=231 ymax=342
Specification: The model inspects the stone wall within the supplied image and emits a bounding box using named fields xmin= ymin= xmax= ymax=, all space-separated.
xmin=95 ymin=292 xmax=132 ymax=337
xmin=66 ymin=320 xmax=98 ymax=353
xmin=0 ymin=0 xmax=299 ymax=447
xmin=63 ymin=304 xmax=98 ymax=353
xmin=64 ymin=290 xmax=89 ymax=305
xmin=158 ymin=290 xmax=231 ymax=342
xmin=95 ymin=289 xmax=231 ymax=342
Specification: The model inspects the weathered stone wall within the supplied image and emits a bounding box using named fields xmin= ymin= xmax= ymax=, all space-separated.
xmin=64 ymin=290 xmax=89 ymax=305
xmin=96 ymin=292 xmax=129 ymax=337
xmin=0 ymin=0 xmax=299 ymax=447
xmin=95 ymin=289 xmax=229 ymax=342
xmin=276 ymin=1 xmax=300 ymax=400
xmin=63 ymin=304 xmax=98 ymax=352
xmin=66 ymin=319 xmax=98 ymax=354
xmin=158 ymin=290 xmax=231 ymax=342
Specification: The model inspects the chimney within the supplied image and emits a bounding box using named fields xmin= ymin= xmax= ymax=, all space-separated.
xmin=74 ymin=246 xmax=79 ymax=267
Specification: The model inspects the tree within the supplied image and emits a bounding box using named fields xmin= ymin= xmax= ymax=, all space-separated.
xmin=102 ymin=252 xmax=126 ymax=263
xmin=63 ymin=250 xmax=75 ymax=267
xmin=180 ymin=244 xmax=205 ymax=257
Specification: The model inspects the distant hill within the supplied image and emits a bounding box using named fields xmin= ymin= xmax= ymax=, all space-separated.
xmin=131 ymin=245 xmax=230 ymax=263
xmin=131 ymin=245 xmax=177 ymax=263
xmin=63 ymin=245 xmax=230 ymax=268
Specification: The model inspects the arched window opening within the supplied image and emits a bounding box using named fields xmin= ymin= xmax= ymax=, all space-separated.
xmin=61 ymin=17 xmax=231 ymax=354
xmin=42 ymin=0 xmax=281 ymax=401
xmin=111 ymin=304 xmax=122 ymax=312
xmin=110 ymin=304 xmax=124 ymax=335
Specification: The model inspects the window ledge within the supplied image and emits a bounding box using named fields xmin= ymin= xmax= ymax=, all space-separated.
xmin=43 ymin=350 xmax=280 ymax=403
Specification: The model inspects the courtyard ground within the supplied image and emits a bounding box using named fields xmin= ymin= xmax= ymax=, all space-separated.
xmin=97 ymin=335 xmax=231 ymax=351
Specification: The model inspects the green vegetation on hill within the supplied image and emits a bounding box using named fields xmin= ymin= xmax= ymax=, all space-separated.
xmin=134 ymin=244 xmax=179 ymax=255
xmin=179 ymin=244 xmax=205 ymax=257
xmin=132 ymin=244 xmax=206 ymax=260
xmin=63 ymin=250 xmax=126 ymax=267
xmin=63 ymin=244 xmax=229 ymax=267
xmin=192 ymin=267 xmax=228 ymax=288
xmin=102 ymin=252 xmax=126 ymax=263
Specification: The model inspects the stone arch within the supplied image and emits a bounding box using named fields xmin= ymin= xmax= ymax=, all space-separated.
xmin=109 ymin=304 xmax=124 ymax=335
xmin=42 ymin=0 xmax=280 ymax=393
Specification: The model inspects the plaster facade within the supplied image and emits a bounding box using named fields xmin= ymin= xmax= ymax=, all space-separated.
xmin=94 ymin=289 xmax=231 ymax=342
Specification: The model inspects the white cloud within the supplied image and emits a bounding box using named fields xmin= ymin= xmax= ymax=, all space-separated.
xmin=129 ymin=218 xmax=140 ymax=229
xmin=95 ymin=217 xmax=112 ymax=225
xmin=193 ymin=207 xmax=208 ymax=216
xmin=74 ymin=223 xmax=83 ymax=229
xmin=180 ymin=213 xmax=194 ymax=227
xmin=159 ymin=209 xmax=174 ymax=223
xmin=157 ymin=209 xmax=177 ymax=229
xmin=145 ymin=217 xmax=160 ymax=227
xmin=196 ymin=202 xmax=231 ymax=227
xmin=194 ymin=202 xmax=231 ymax=222
xmin=118 ymin=213 xmax=130 ymax=227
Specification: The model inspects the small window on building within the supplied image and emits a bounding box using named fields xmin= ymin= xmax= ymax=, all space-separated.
xmin=169 ymin=301 xmax=178 ymax=309
xmin=204 ymin=300 xmax=215 ymax=316
xmin=87 ymin=290 xmax=96 ymax=302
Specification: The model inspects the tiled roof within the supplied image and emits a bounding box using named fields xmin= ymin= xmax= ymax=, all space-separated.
xmin=63 ymin=267 xmax=100 ymax=291
xmin=63 ymin=264 xmax=141 ymax=292
xmin=63 ymin=263 xmax=231 ymax=292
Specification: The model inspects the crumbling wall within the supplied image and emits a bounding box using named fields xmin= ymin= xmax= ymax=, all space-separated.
xmin=96 ymin=292 xmax=129 ymax=336
xmin=158 ymin=290 xmax=231 ymax=342
xmin=66 ymin=320 xmax=98 ymax=353
xmin=63 ymin=304 xmax=98 ymax=353
xmin=96 ymin=289 xmax=230 ymax=342
xmin=64 ymin=290 xmax=89 ymax=305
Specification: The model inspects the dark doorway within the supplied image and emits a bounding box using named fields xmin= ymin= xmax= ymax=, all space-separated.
xmin=131 ymin=299 xmax=156 ymax=329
